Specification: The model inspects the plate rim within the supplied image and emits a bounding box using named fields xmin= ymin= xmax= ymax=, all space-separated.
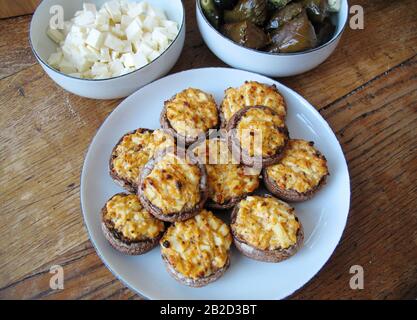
xmin=80 ymin=67 xmax=351 ymax=300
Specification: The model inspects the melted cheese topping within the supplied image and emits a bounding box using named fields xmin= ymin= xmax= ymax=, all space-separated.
xmin=221 ymin=81 xmax=286 ymax=123
xmin=193 ymin=139 xmax=259 ymax=205
xmin=165 ymin=88 xmax=219 ymax=138
xmin=143 ymin=153 xmax=202 ymax=214
xmin=160 ymin=210 xmax=232 ymax=279
xmin=232 ymin=196 xmax=300 ymax=250
xmin=266 ymin=139 xmax=329 ymax=193
xmin=112 ymin=129 xmax=175 ymax=183
xmin=105 ymin=194 xmax=165 ymax=241
xmin=236 ymin=107 xmax=287 ymax=157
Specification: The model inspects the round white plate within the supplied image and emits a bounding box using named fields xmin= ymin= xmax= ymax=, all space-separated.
xmin=81 ymin=68 xmax=350 ymax=300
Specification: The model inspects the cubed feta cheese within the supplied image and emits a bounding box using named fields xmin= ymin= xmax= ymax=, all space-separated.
xmin=119 ymin=0 xmax=130 ymax=15
xmin=99 ymin=47 xmax=111 ymax=62
xmin=152 ymin=28 xmax=169 ymax=50
xmin=97 ymin=23 xmax=110 ymax=32
xmin=121 ymin=42 xmax=133 ymax=53
xmin=125 ymin=19 xmax=143 ymax=41
xmin=104 ymin=33 xmax=124 ymax=51
xmin=143 ymin=15 xmax=159 ymax=31
xmin=74 ymin=11 xmax=95 ymax=26
xmin=95 ymin=10 xmax=109 ymax=25
xmin=148 ymin=50 xmax=160 ymax=61
xmin=91 ymin=62 xmax=110 ymax=77
xmin=120 ymin=15 xmax=134 ymax=29
xmin=47 ymin=27 xmax=65 ymax=44
xmin=122 ymin=52 xmax=148 ymax=68
xmin=147 ymin=6 xmax=167 ymax=20
xmin=104 ymin=0 xmax=122 ymax=23
xmin=109 ymin=60 xmax=124 ymax=76
xmin=111 ymin=24 xmax=125 ymax=38
xmin=111 ymin=50 xmax=120 ymax=61
xmin=127 ymin=1 xmax=147 ymax=18
xmin=85 ymin=28 xmax=104 ymax=49
xmin=46 ymin=0 xmax=174 ymax=79
xmin=132 ymin=40 xmax=153 ymax=57
xmin=81 ymin=45 xmax=100 ymax=62
xmin=59 ymin=59 xmax=77 ymax=74
xmin=47 ymin=52 xmax=63 ymax=68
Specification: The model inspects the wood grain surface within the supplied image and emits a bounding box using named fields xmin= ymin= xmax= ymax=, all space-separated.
xmin=0 ymin=0 xmax=416 ymax=300
xmin=0 ymin=0 xmax=40 ymax=19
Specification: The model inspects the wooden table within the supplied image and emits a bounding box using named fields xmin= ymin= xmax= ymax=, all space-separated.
xmin=1 ymin=0 xmax=416 ymax=300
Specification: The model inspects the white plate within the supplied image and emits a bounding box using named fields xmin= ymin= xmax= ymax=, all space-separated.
xmin=81 ymin=68 xmax=350 ymax=300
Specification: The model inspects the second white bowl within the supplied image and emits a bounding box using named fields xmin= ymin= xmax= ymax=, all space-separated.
xmin=196 ymin=0 xmax=348 ymax=77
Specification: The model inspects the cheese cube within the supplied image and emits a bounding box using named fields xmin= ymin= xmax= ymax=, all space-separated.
xmin=122 ymin=52 xmax=148 ymax=68
xmin=148 ymin=50 xmax=160 ymax=61
xmin=141 ymin=32 xmax=157 ymax=49
xmin=83 ymin=3 xmax=97 ymax=14
xmin=110 ymin=50 xmax=120 ymax=61
xmin=97 ymin=23 xmax=110 ymax=32
xmin=152 ymin=28 xmax=169 ymax=50
xmin=111 ymin=24 xmax=125 ymax=38
xmin=161 ymin=20 xmax=178 ymax=35
xmin=58 ymin=59 xmax=77 ymax=74
xmin=91 ymin=62 xmax=110 ymax=77
xmin=127 ymin=1 xmax=147 ymax=18
xmin=96 ymin=10 xmax=109 ymax=25
xmin=121 ymin=42 xmax=133 ymax=53
xmin=47 ymin=52 xmax=63 ymax=68
xmin=74 ymin=11 xmax=95 ymax=26
xmin=109 ymin=60 xmax=124 ymax=76
xmin=132 ymin=40 xmax=153 ymax=57
xmin=121 ymin=15 xmax=134 ymax=29
xmin=85 ymin=28 xmax=104 ymax=49
xmin=100 ymin=47 xmax=111 ymax=62
xmin=143 ymin=15 xmax=159 ymax=31
xmin=162 ymin=26 xmax=178 ymax=41
xmin=147 ymin=6 xmax=167 ymax=20
xmin=125 ymin=19 xmax=143 ymax=41
xmin=64 ymin=31 xmax=85 ymax=48
xmin=70 ymin=25 xmax=87 ymax=35
xmin=81 ymin=45 xmax=100 ymax=62
xmin=104 ymin=33 xmax=124 ymax=51
xmin=104 ymin=0 xmax=122 ymax=23
xmin=74 ymin=54 xmax=93 ymax=72
xmin=47 ymin=27 xmax=65 ymax=44
xmin=119 ymin=0 xmax=130 ymax=15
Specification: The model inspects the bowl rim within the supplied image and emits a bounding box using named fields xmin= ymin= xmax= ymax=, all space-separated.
xmin=29 ymin=0 xmax=186 ymax=82
xmin=197 ymin=0 xmax=349 ymax=57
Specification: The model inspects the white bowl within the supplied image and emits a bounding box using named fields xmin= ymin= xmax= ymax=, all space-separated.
xmin=196 ymin=0 xmax=348 ymax=77
xmin=30 ymin=0 xmax=185 ymax=99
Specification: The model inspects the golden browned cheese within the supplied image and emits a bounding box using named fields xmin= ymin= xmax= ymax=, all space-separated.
xmin=160 ymin=210 xmax=232 ymax=279
xmin=105 ymin=194 xmax=165 ymax=241
xmin=221 ymin=81 xmax=286 ymax=123
xmin=193 ymin=139 xmax=259 ymax=204
xmin=266 ymin=139 xmax=329 ymax=193
xmin=142 ymin=153 xmax=202 ymax=214
xmin=112 ymin=129 xmax=175 ymax=183
xmin=236 ymin=108 xmax=286 ymax=157
xmin=165 ymin=88 xmax=219 ymax=138
xmin=232 ymin=196 xmax=300 ymax=250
